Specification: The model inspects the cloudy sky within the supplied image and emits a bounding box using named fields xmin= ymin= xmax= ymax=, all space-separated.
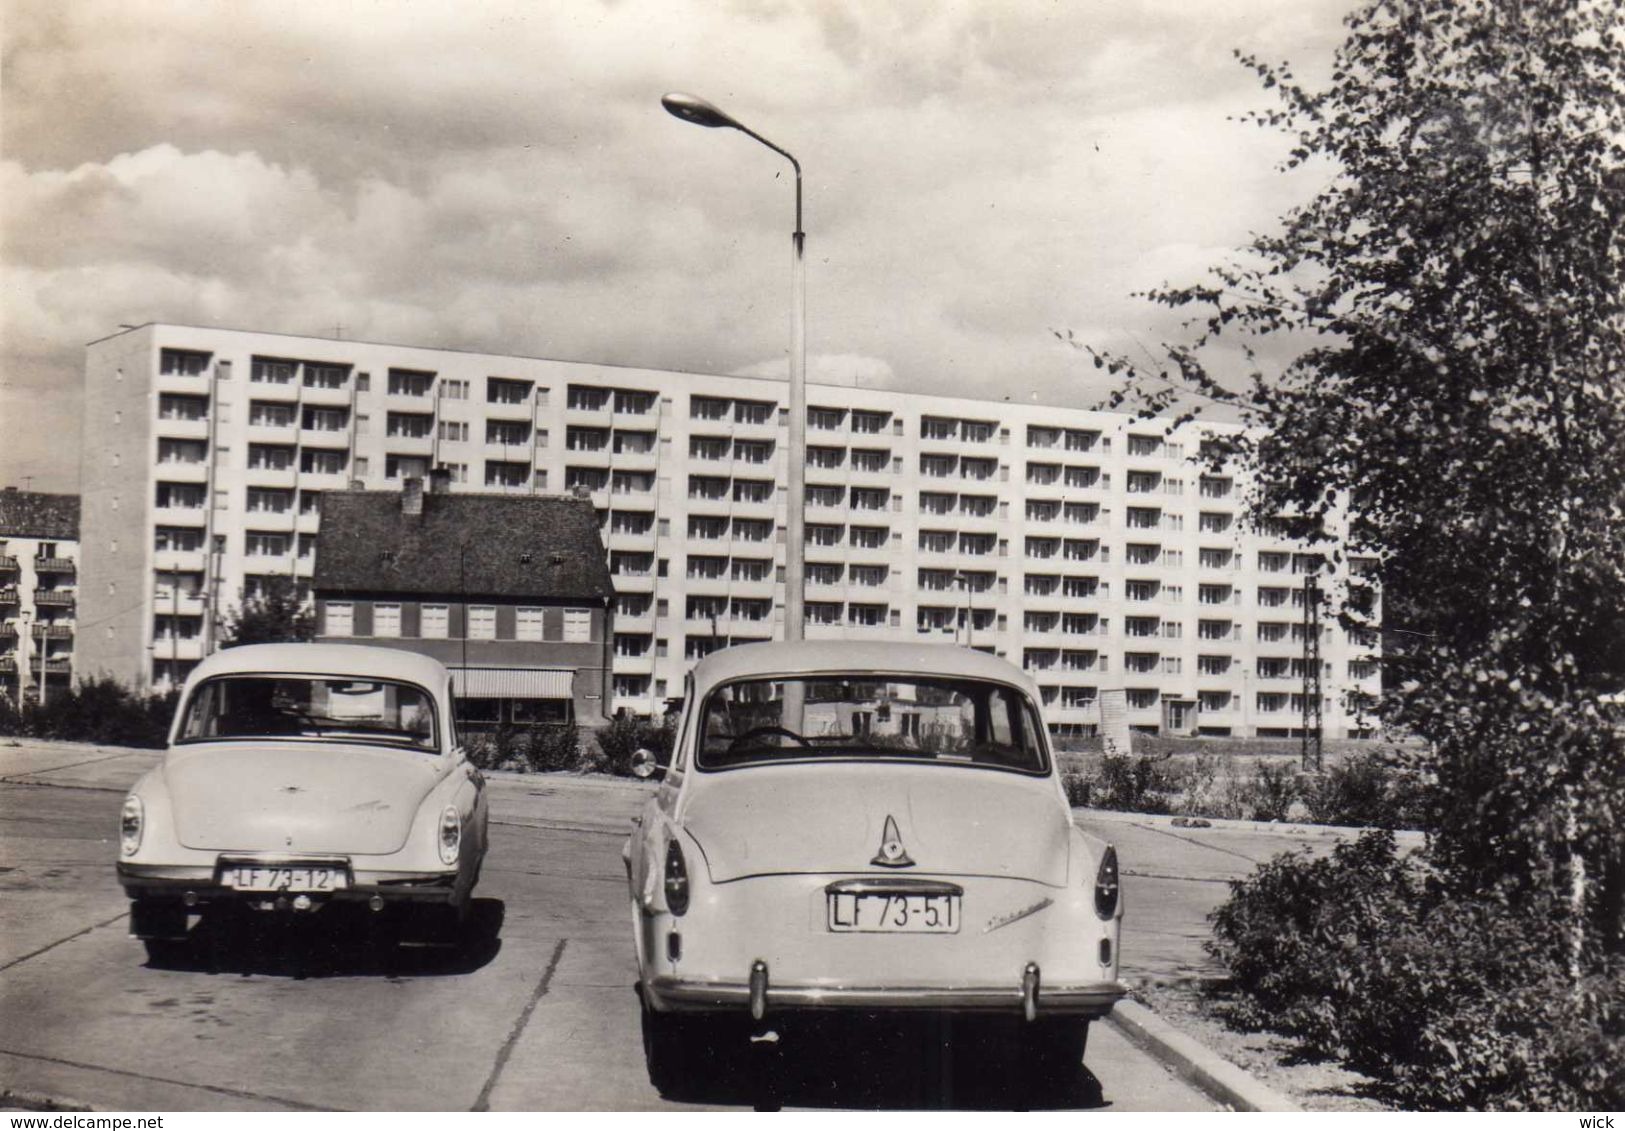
xmin=2 ymin=0 xmax=1354 ymax=493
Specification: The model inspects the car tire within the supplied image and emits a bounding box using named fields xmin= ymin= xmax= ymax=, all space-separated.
xmin=640 ymin=997 xmax=695 ymax=1095
xmin=1016 ymin=1017 xmax=1089 ymax=1090
xmin=129 ymin=897 xmax=187 ymax=941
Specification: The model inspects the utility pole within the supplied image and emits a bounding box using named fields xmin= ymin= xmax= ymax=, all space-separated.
xmin=1300 ymin=573 xmax=1323 ymax=772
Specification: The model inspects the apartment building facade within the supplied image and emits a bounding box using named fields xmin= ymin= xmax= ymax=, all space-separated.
xmin=0 ymin=487 xmax=81 ymax=705
xmin=78 ymin=323 xmax=1380 ymax=738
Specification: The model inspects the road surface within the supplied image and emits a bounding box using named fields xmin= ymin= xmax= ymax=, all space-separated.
xmin=0 ymin=739 xmax=1331 ymax=1111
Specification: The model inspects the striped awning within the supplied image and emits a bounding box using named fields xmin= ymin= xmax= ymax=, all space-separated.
xmin=449 ymin=667 xmax=575 ymax=699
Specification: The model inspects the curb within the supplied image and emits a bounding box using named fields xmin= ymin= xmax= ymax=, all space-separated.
xmin=1 ymin=1089 xmax=96 ymax=1113
xmin=1074 ymin=805 xmax=1428 ymax=846
xmin=1106 ymin=999 xmax=1299 ymax=1112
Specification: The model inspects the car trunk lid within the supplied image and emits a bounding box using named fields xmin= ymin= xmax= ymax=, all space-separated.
xmin=681 ymin=762 xmax=1070 ymax=885
xmin=166 ymin=742 xmax=444 ymax=856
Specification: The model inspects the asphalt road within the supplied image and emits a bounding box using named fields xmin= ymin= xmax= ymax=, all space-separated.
xmin=0 ymin=739 xmax=1346 ymax=1112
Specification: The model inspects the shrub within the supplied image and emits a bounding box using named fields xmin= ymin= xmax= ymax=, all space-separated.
xmin=1061 ymin=773 xmax=1091 ymax=807
xmin=1089 ymin=753 xmax=1179 ymax=813
xmin=1301 ymin=749 xmax=1433 ymax=829
xmin=1242 ymin=759 xmax=1298 ymax=821
xmin=594 ymin=712 xmax=676 ymax=778
xmin=521 ymin=724 xmax=581 ymax=773
xmin=1208 ymin=830 xmax=1625 ymax=1109
xmin=0 ymin=677 xmax=177 ymax=748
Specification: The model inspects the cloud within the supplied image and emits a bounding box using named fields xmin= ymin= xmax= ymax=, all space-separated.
xmin=0 ymin=0 xmax=1359 ymax=492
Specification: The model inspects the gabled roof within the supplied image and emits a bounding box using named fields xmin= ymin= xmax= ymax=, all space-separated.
xmin=0 ymin=489 xmax=80 ymax=540
xmin=313 ymin=490 xmax=614 ymax=602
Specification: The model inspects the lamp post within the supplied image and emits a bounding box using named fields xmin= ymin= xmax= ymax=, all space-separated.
xmin=955 ymin=571 xmax=972 ymax=650
xmin=661 ymin=92 xmax=807 ymax=647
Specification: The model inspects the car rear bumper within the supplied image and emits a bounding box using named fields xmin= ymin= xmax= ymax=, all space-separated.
xmin=117 ymin=862 xmax=458 ymax=904
xmin=647 ymin=968 xmax=1126 ymax=1018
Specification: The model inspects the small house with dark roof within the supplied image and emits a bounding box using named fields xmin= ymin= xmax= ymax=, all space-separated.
xmin=0 ymin=486 xmax=82 ymax=704
xmin=312 ymin=476 xmax=616 ymax=729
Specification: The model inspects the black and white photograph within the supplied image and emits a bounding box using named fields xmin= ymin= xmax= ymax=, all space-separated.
xmin=1 ymin=0 xmax=1621 ymax=1117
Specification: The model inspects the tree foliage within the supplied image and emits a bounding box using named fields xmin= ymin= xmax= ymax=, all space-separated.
xmin=219 ymin=576 xmax=315 ymax=648
xmin=1087 ymin=0 xmax=1625 ymax=951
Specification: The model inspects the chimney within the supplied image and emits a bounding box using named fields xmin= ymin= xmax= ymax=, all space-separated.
xmin=402 ymin=476 xmax=425 ymax=517
xmin=428 ymin=467 xmax=452 ymax=495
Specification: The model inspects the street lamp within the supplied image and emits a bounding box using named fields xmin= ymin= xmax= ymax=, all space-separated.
xmin=661 ymin=92 xmax=807 ymax=647
xmin=954 ymin=571 xmax=973 ymax=650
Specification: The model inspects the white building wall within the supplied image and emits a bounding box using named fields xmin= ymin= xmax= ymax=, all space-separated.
xmin=80 ymin=323 xmax=1381 ymax=737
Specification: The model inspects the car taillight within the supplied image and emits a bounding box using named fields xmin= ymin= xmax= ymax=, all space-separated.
xmin=664 ymin=839 xmax=690 ymax=917
xmin=1094 ymin=844 xmax=1120 ymax=919
xmin=438 ymin=806 xmax=461 ymax=866
xmin=120 ymin=795 xmax=143 ymax=857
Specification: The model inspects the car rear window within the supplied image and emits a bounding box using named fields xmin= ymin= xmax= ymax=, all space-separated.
xmin=177 ymin=675 xmax=439 ymax=752
xmin=696 ymin=674 xmax=1049 ymax=774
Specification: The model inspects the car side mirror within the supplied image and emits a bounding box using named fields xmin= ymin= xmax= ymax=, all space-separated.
xmin=630 ymin=747 xmax=664 ymax=780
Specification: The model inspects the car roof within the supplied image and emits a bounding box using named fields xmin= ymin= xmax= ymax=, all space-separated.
xmin=181 ymin=643 xmax=450 ymax=690
xmin=689 ymin=640 xmax=1041 ymax=698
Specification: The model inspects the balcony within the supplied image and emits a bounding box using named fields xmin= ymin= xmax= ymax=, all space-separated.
xmin=614 ymin=612 xmax=655 ymax=635
xmin=156 ymin=460 xmax=210 ymax=484
xmin=155 ymin=503 xmax=210 ymax=528
xmin=297 ymin=469 xmax=353 ymax=492
xmin=561 ymin=444 xmax=612 ymax=469
xmin=605 ymin=528 xmax=657 ymax=553
xmin=613 ymin=653 xmax=656 ymax=677
xmin=246 ymin=466 xmax=298 ymax=490
xmin=564 ymin=404 xmax=614 ymax=429
xmin=151 ymin=637 xmax=205 ymax=661
xmin=39 ymin=624 xmax=75 ymax=640
xmin=301 ymin=426 xmax=354 ymax=449
xmin=610 ymin=447 xmax=659 ymax=473
xmin=243 ymin=509 xmax=297 ymax=533
xmin=299 ymin=383 xmax=352 ymax=407
xmin=156 ymin=369 xmax=211 ymax=396
xmin=154 ymin=549 xmax=208 ymax=574
xmin=611 ymin=573 xmax=656 ymax=594
xmin=0 ymin=655 xmax=14 ymax=673
xmin=156 ymin=416 xmax=211 ymax=442
xmin=0 ymin=556 xmax=17 ymax=573
xmin=29 ymin=656 xmax=73 ymax=674
xmin=33 ymin=590 xmax=75 ymax=609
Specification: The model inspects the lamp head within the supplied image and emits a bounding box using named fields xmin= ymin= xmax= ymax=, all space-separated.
xmin=662 ymin=92 xmax=739 ymax=131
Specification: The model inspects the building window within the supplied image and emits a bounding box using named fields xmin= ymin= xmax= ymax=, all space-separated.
xmin=691 ymin=396 xmax=729 ymax=421
xmin=421 ymin=604 xmax=449 ymax=639
xmin=440 ymin=379 xmax=469 ymax=401
xmin=488 ymin=378 xmax=533 ymax=405
xmin=485 ymin=460 xmax=529 ymax=488
xmin=161 ymin=349 xmax=212 ymax=376
xmin=388 ymin=369 xmax=435 ymax=397
xmin=566 ymin=385 xmax=609 ymax=411
xmin=300 ymin=448 xmax=348 ymax=475
xmin=563 ymin=608 xmax=592 ymax=642
xmin=373 ymin=603 xmax=402 ymax=638
xmin=468 ymin=606 xmax=497 ymax=640
xmin=516 ymin=607 xmax=546 ymax=642
xmin=303 ymin=364 xmax=348 ymax=389
xmin=326 ymin=602 xmax=353 ymax=637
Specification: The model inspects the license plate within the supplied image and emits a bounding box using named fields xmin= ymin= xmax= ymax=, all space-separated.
xmin=220 ymin=865 xmax=348 ymax=892
xmin=828 ymin=892 xmax=960 ymax=934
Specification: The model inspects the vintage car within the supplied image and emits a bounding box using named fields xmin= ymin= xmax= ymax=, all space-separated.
xmin=118 ymin=643 xmax=489 ymax=953
xmin=624 ymin=641 xmax=1125 ymax=1087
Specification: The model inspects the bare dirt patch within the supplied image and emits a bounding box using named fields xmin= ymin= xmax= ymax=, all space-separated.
xmin=1132 ymin=979 xmax=1392 ymax=1112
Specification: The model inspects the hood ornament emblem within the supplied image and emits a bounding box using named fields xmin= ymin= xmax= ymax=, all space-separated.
xmin=871 ymin=815 xmax=915 ymax=868
xmin=281 ymin=785 xmax=304 ymax=794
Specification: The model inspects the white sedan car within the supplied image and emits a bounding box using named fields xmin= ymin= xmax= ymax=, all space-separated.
xmin=625 ymin=641 xmax=1124 ymax=1089
xmin=118 ymin=643 xmax=488 ymax=955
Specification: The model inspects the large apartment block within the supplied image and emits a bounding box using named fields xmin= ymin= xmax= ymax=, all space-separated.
xmin=79 ymin=323 xmax=1380 ymax=738
xmin=0 ymin=487 xmax=81 ymax=706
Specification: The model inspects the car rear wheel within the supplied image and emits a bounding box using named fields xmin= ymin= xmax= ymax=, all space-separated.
xmin=129 ymin=897 xmax=187 ymax=941
xmin=640 ymin=997 xmax=699 ymax=1095
xmin=1015 ymin=1017 xmax=1090 ymax=1089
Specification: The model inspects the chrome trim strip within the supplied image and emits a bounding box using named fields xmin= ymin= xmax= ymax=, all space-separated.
xmin=824 ymin=877 xmax=964 ymax=897
xmin=648 ymin=975 xmax=1126 ymax=1016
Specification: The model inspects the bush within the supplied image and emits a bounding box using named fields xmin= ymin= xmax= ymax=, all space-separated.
xmin=0 ymin=677 xmax=177 ymax=748
xmin=521 ymin=724 xmax=581 ymax=773
xmin=1091 ymin=753 xmax=1177 ymax=813
xmin=1208 ymin=830 xmax=1625 ymax=1110
xmin=1244 ymin=759 xmax=1299 ymax=821
xmin=594 ymin=713 xmax=676 ymax=778
xmin=1301 ymin=749 xmax=1432 ymax=829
